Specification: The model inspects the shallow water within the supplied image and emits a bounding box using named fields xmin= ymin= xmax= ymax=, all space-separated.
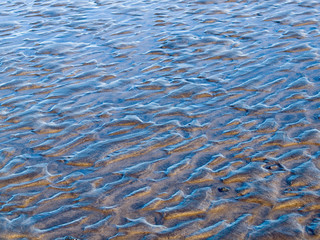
xmin=0 ymin=0 xmax=320 ymax=239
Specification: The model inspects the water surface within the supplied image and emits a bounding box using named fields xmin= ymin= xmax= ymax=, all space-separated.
xmin=0 ymin=0 xmax=320 ymax=239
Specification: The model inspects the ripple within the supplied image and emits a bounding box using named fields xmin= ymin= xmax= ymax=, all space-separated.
xmin=0 ymin=0 xmax=320 ymax=239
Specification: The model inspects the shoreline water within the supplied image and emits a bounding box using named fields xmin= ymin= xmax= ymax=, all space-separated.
xmin=0 ymin=0 xmax=319 ymax=239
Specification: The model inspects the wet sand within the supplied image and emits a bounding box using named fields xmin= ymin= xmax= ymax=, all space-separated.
xmin=0 ymin=0 xmax=320 ymax=239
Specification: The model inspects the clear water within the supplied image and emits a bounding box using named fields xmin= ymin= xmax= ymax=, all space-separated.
xmin=0 ymin=0 xmax=320 ymax=239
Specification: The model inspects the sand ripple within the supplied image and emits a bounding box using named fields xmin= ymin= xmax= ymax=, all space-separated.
xmin=0 ymin=0 xmax=320 ymax=239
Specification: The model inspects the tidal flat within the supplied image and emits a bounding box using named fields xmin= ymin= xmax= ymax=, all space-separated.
xmin=0 ymin=0 xmax=320 ymax=239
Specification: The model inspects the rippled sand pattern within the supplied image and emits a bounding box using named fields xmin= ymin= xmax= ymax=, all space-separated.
xmin=0 ymin=0 xmax=320 ymax=239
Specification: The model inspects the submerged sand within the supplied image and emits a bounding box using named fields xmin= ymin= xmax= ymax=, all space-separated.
xmin=0 ymin=0 xmax=320 ymax=239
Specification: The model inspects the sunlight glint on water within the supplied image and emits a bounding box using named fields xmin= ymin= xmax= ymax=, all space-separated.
xmin=0 ymin=0 xmax=320 ymax=239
